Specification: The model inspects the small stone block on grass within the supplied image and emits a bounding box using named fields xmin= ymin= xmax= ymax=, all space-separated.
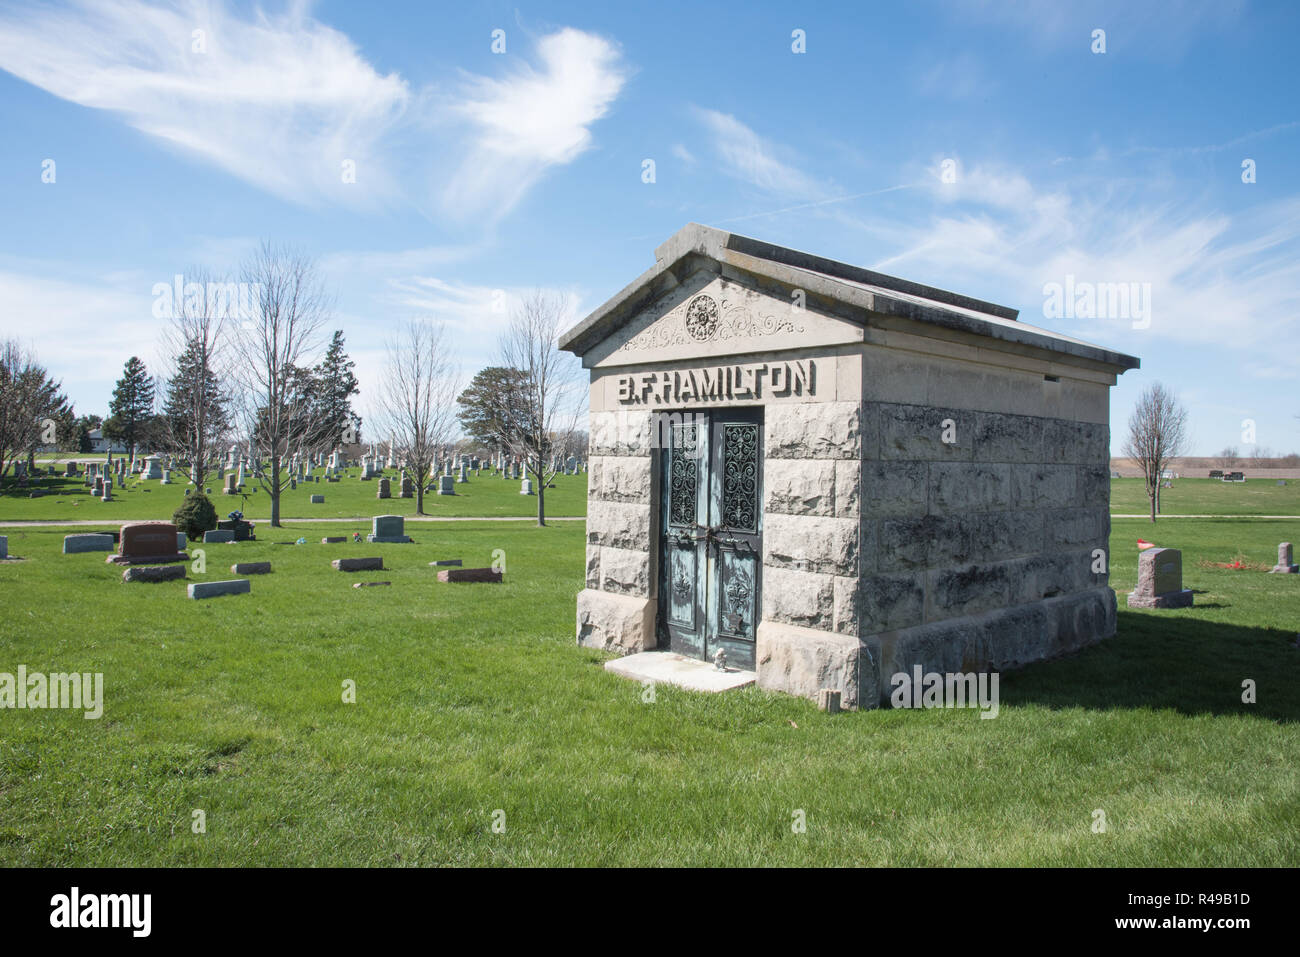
xmin=817 ymin=689 xmax=842 ymax=714
xmin=428 ymin=559 xmax=462 ymax=567
xmin=188 ymin=579 xmax=251 ymax=600
xmin=321 ymin=537 xmax=347 ymax=544
xmin=231 ymin=562 xmax=272 ymax=575
xmin=123 ymin=565 xmax=186 ymax=583
xmin=332 ymin=557 xmax=384 ymax=572
xmin=353 ymin=581 xmax=392 ymax=588
xmin=63 ymin=533 xmax=115 ymax=554
xmin=437 ymin=567 xmax=502 ymax=583
xmin=310 ymin=494 xmax=325 ymax=504
xmin=203 ymin=529 xmax=235 ymax=544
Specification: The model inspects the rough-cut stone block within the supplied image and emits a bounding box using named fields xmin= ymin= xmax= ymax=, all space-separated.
xmin=756 ymin=621 xmax=878 ymax=710
xmin=203 ymin=529 xmax=235 ymax=544
xmin=63 ymin=534 xmax=114 ymax=554
xmin=576 ymin=589 xmax=656 ymax=655
xmin=764 ymin=514 xmax=859 ymax=576
xmin=1045 ymin=506 xmax=1108 ymax=549
xmin=926 ymin=562 xmax=1013 ymax=620
xmin=870 ymin=587 xmax=1117 ymax=703
xmin=766 ymin=401 xmax=861 ymax=460
xmin=585 ymin=545 xmax=601 ymax=589
xmin=589 ymin=410 xmax=653 ymax=457
xmin=123 ymin=564 xmax=186 ymax=583
xmin=1043 ymin=419 xmax=1109 ymax=465
xmin=973 ymin=411 xmax=1043 ymax=464
xmin=437 ymin=567 xmax=502 ymax=583
xmin=188 ymin=579 xmax=250 ymax=599
xmin=833 ymin=575 xmax=860 ymax=635
xmin=878 ymin=403 xmax=973 ymax=461
xmin=586 ymin=500 xmax=651 ymax=551
xmin=928 ymin=462 xmax=1012 ymax=514
xmin=231 ymin=562 xmax=272 ymax=575
xmin=761 ymin=566 xmax=834 ymax=630
xmin=1011 ymin=464 xmax=1076 ymax=510
xmin=332 ymin=557 xmax=383 ymax=572
xmin=858 ymin=571 xmax=926 ymax=633
xmin=591 ymin=455 xmax=652 ymax=504
xmin=861 ymin=461 xmax=928 ymax=518
xmin=599 ymin=545 xmax=651 ymax=597
xmin=764 ymin=458 xmax=835 ymax=516
xmin=833 ymin=459 xmax=861 ymax=518
xmin=1076 ymin=465 xmax=1111 ymax=508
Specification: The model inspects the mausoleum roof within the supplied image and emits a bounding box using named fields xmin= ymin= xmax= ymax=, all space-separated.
xmin=559 ymin=223 xmax=1140 ymax=373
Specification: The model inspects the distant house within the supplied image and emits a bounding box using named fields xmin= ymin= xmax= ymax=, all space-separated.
xmin=87 ymin=429 xmax=130 ymax=454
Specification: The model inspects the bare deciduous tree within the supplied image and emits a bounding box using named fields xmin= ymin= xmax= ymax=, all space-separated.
xmin=231 ymin=243 xmax=330 ymax=527
xmin=376 ymin=319 xmax=459 ymax=515
xmin=1214 ymin=446 xmax=1239 ymax=470
xmin=499 ymin=291 xmax=582 ymax=527
xmin=0 ymin=339 xmax=67 ymax=483
xmin=157 ymin=270 xmax=232 ymax=490
xmin=1122 ymin=382 xmax=1189 ymax=523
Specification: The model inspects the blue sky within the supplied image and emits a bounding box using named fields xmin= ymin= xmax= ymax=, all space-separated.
xmin=0 ymin=0 xmax=1296 ymax=456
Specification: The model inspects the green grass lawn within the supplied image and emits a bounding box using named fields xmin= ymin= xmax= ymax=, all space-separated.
xmin=0 ymin=467 xmax=587 ymax=522
xmin=1110 ymin=476 xmax=1299 ymax=515
xmin=1 ymin=514 xmax=1297 ymax=866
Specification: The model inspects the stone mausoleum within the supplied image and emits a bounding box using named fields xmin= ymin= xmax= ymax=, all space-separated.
xmin=560 ymin=224 xmax=1139 ymax=708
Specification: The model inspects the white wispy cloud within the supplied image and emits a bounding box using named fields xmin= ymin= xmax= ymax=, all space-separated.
xmin=873 ymin=161 xmax=1300 ymax=352
xmin=438 ymin=27 xmax=627 ymax=222
xmin=0 ymin=3 xmax=627 ymax=220
xmin=0 ymin=0 xmax=410 ymax=206
xmin=693 ymin=108 xmax=829 ymax=199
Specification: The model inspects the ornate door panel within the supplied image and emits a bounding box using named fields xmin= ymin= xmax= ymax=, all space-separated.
xmin=660 ymin=419 xmax=709 ymax=660
xmin=658 ymin=409 xmax=763 ymax=670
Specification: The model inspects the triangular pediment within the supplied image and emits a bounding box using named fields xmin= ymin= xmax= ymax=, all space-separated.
xmin=586 ymin=267 xmax=863 ymax=368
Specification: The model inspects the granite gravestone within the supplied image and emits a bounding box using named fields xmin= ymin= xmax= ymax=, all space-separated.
xmin=1127 ymin=547 xmax=1194 ymax=608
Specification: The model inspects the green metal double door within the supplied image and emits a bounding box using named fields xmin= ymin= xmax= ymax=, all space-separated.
xmin=658 ymin=408 xmax=763 ymax=670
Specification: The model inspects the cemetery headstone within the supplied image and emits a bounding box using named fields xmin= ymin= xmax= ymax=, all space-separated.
xmin=1269 ymin=542 xmax=1298 ymax=574
xmin=438 ymin=475 xmax=455 ymax=495
xmin=400 ymin=476 xmax=414 ymax=499
xmin=377 ymin=477 xmax=391 ymax=499
xmin=366 ymin=515 xmax=411 ymax=543
xmin=63 ymin=534 xmax=114 ymax=554
xmin=110 ymin=522 xmax=189 ymax=565
xmin=332 ymin=557 xmax=384 ymax=572
xmin=203 ymin=529 xmax=235 ymax=544
xmin=231 ymin=562 xmax=272 ymax=575
xmin=224 ymin=473 xmax=238 ymax=495
xmin=123 ymin=565 xmax=186 ymax=583
xmin=310 ymin=494 xmax=325 ymax=504
xmin=0 ymin=535 xmax=7 ymax=559
xmin=1127 ymin=547 xmax=1194 ymax=608
xmin=188 ymin=580 xmax=251 ymax=600
xmin=437 ymin=567 xmax=503 ymax=583
xmin=520 ymin=478 xmax=533 ymax=496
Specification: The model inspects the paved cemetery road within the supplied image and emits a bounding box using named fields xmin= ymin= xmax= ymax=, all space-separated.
xmin=0 ymin=516 xmax=586 ymax=527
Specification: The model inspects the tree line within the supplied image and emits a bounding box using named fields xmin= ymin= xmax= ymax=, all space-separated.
xmin=0 ymin=243 xmax=583 ymax=527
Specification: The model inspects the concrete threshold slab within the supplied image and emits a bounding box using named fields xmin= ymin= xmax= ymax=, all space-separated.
xmin=605 ymin=651 xmax=756 ymax=693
